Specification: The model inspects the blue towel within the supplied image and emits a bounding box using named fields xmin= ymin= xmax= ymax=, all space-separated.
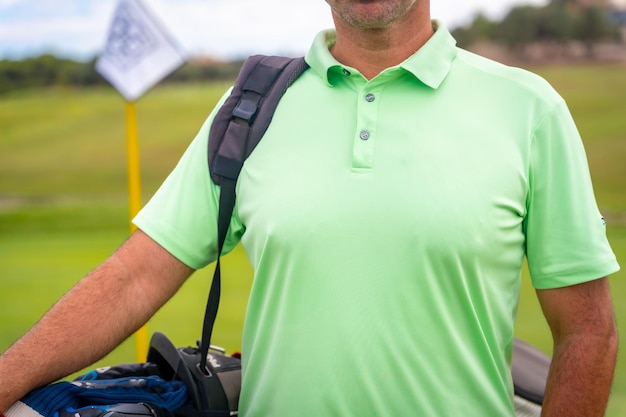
xmin=3 ymin=376 xmax=189 ymax=417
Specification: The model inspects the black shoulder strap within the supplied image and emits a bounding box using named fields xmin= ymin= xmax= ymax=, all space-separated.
xmin=199 ymin=55 xmax=309 ymax=371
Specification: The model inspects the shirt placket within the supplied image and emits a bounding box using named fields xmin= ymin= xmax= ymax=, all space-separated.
xmin=351 ymin=77 xmax=382 ymax=172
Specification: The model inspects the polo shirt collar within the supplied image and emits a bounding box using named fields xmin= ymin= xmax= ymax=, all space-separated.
xmin=305 ymin=21 xmax=457 ymax=89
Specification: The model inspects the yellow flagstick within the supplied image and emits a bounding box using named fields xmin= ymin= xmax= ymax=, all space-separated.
xmin=96 ymin=0 xmax=187 ymax=363
xmin=125 ymin=101 xmax=148 ymax=361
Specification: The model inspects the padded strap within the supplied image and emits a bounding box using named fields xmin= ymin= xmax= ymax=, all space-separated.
xmin=208 ymin=55 xmax=309 ymax=184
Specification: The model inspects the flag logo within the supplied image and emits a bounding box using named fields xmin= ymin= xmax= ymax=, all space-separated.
xmin=96 ymin=0 xmax=187 ymax=101
xmin=102 ymin=2 xmax=160 ymax=70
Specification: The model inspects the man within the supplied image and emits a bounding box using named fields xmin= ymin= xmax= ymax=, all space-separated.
xmin=0 ymin=1 xmax=619 ymax=415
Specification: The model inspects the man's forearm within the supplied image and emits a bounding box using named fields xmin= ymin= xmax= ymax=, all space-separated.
xmin=0 ymin=231 xmax=193 ymax=412
xmin=0 ymin=260 xmax=151 ymax=410
xmin=541 ymin=331 xmax=618 ymax=417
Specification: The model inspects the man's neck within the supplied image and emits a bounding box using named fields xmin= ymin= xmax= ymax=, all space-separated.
xmin=329 ymin=5 xmax=433 ymax=80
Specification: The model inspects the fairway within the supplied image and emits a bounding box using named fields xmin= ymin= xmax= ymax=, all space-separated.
xmin=1 ymin=65 xmax=625 ymax=415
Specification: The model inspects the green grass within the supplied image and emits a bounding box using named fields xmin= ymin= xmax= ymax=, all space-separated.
xmin=1 ymin=65 xmax=625 ymax=414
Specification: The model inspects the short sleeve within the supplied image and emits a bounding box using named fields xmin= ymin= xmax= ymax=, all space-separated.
xmin=524 ymin=100 xmax=619 ymax=289
xmin=133 ymin=89 xmax=244 ymax=269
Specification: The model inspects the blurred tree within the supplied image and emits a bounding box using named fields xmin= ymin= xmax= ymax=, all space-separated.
xmin=0 ymin=55 xmax=243 ymax=94
xmin=452 ymin=13 xmax=497 ymax=48
xmin=499 ymin=6 xmax=540 ymax=52
xmin=450 ymin=0 xmax=620 ymax=60
xmin=575 ymin=6 xmax=618 ymax=57
xmin=540 ymin=2 xmax=578 ymax=41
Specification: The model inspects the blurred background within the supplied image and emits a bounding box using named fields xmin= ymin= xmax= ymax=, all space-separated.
xmin=0 ymin=0 xmax=625 ymax=415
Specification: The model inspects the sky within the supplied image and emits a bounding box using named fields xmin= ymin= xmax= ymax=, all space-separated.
xmin=0 ymin=0 xmax=551 ymax=61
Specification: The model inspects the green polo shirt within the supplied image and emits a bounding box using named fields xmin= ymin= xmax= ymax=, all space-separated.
xmin=134 ymin=23 xmax=619 ymax=416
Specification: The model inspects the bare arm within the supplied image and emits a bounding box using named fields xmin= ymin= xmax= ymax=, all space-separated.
xmin=537 ymin=277 xmax=618 ymax=417
xmin=0 ymin=230 xmax=194 ymax=412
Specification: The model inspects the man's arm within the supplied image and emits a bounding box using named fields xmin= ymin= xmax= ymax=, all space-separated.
xmin=0 ymin=230 xmax=194 ymax=412
xmin=537 ymin=277 xmax=618 ymax=417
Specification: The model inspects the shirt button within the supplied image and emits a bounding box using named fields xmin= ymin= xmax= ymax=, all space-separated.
xmin=365 ymin=93 xmax=376 ymax=102
xmin=359 ymin=130 xmax=371 ymax=140
xmin=342 ymin=68 xmax=351 ymax=76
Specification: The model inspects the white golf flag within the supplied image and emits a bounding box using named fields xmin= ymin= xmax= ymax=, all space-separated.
xmin=96 ymin=0 xmax=187 ymax=101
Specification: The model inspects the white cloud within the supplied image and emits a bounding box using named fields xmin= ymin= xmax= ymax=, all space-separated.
xmin=151 ymin=0 xmax=334 ymax=58
xmin=0 ymin=0 xmax=20 ymax=7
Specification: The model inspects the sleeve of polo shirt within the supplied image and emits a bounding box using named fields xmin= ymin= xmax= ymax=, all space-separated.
xmin=132 ymin=88 xmax=244 ymax=270
xmin=524 ymin=99 xmax=620 ymax=289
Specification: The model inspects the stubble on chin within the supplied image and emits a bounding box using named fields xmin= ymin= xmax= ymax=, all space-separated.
xmin=326 ymin=0 xmax=418 ymax=29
